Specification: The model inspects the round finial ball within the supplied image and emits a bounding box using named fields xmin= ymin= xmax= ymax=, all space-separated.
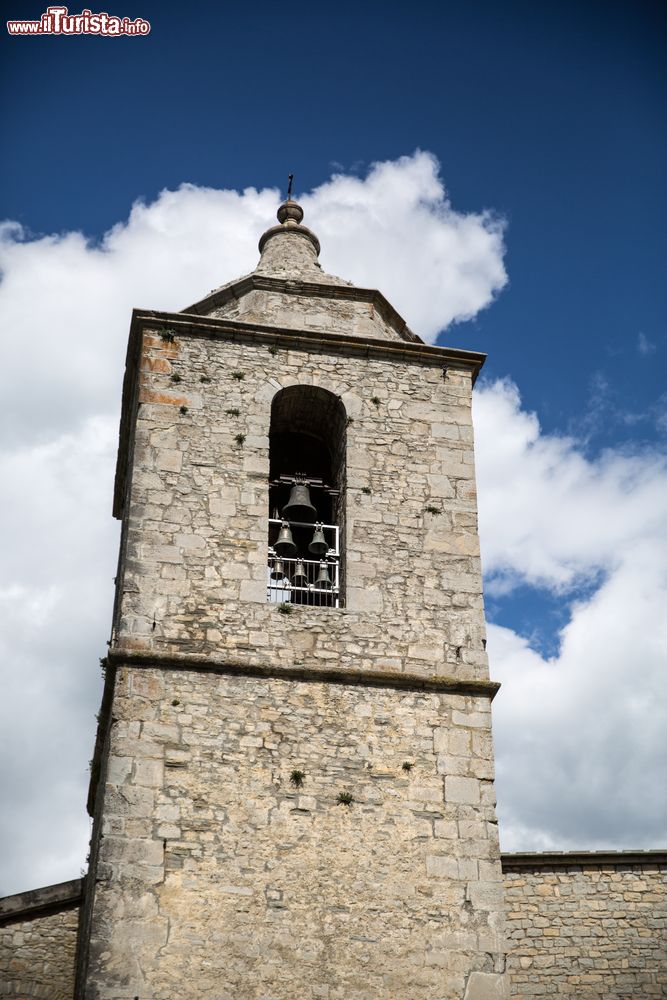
xmin=277 ymin=200 xmax=304 ymax=225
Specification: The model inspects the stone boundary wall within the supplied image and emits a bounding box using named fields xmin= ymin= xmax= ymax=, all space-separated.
xmin=503 ymin=851 xmax=667 ymax=998
xmin=0 ymin=880 xmax=82 ymax=1000
xmin=2 ymin=854 xmax=666 ymax=998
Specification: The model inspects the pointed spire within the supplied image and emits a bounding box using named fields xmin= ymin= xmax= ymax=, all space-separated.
xmin=256 ymin=191 xmax=322 ymax=279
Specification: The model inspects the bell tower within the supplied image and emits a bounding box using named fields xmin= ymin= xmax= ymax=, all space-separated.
xmin=77 ymin=194 xmax=509 ymax=1000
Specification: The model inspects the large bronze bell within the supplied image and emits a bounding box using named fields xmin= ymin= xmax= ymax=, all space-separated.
xmin=292 ymin=559 xmax=308 ymax=585
xmin=270 ymin=558 xmax=287 ymax=580
xmin=315 ymin=561 xmax=333 ymax=590
xmin=274 ymin=520 xmax=297 ymax=556
xmin=308 ymin=523 xmax=328 ymax=556
xmin=282 ymin=482 xmax=317 ymax=523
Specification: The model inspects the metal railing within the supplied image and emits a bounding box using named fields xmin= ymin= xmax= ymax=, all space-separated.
xmin=267 ymin=519 xmax=340 ymax=608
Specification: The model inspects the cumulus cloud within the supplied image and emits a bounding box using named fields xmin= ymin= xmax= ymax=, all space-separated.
xmin=0 ymin=188 xmax=274 ymax=450
xmin=475 ymin=379 xmax=667 ymax=591
xmin=0 ymin=418 xmax=118 ymax=894
xmin=474 ymin=380 xmax=667 ymax=849
xmin=304 ymin=152 xmax=507 ymax=338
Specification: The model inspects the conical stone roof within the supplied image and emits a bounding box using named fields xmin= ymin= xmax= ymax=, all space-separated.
xmin=184 ymin=196 xmax=422 ymax=344
xmin=254 ymin=199 xmax=349 ymax=286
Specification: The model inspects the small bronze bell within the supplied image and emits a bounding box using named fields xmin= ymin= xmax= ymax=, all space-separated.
xmin=274 ymin=520 xmax=297 ymax=556
xmin=308 ymin=523 xmax=328 ymax=556
xmin=282 ymin=482 xmax=317 ymax=523
xmin=270 ymin=559 xmax=286 ymax=580
xmin=292 ymin=559 xmax=308 ymax=585
xmin=315 ymin=561 xmax=333 ymax=589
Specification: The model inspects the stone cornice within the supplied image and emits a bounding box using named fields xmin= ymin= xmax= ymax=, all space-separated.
xmin=112 ymin=308 xmax=486 ymax=517
xmin=134 ymin=307 xmax=485 ymax=372
xmin=501 ymin=850 xmax=667 ymax=871
xmin=107 ymin=647 xmax=501 ymax=700
xmin=0 ymin=879 xmax=83 ymax=925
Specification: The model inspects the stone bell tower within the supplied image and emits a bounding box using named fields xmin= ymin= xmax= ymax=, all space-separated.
xmin=76 ymin=194 xmax=509 ymax=999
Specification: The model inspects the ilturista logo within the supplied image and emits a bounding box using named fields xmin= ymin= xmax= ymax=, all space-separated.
xmin=7 ymin=6 xmax=151 ymax=36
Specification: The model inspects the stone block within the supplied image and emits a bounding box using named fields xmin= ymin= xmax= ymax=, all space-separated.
xmin=453 ymin=710 xmax=490 ymax=729
xmin=434 ymin=819 xmax=458 ymax=839
xmin=133 ymin=759 xmax=164 ymax=788
xmin=155 ymin=449 xmax=182 ymax=473
xmin=445 ymin=776 xmax=480 ymax=804
xmin=426 ymin=855 xmax=459 ymax=879
xmin=463 ymin=972 xmax=510 ymax=1000
xmin=468 ymin=880 xmax=505 ymax=911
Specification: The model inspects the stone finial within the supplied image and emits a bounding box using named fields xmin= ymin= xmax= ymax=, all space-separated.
xmin=257 ymin=198 xmax=321 ymax=258
xmin=277 ymin=200 xmax=304 ymax=225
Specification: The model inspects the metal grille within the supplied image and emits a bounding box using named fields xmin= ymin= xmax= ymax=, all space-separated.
xmin=267 ymin=519 xmax=340 ymax=608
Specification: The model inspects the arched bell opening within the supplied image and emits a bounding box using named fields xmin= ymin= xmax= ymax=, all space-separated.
xmin=267 ymin=386 xmax=346 ymax=608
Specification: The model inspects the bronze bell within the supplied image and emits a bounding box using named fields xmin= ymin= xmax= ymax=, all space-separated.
xmin=308 ymin=523 xmax=328 ymax=556
xmin=315 ymin=561 xmax=333 ymax=589
xmin=274 ymin=520 xmax=297 ymax=556
xmin=270 ymin=558 xmax=286 ymax=580
xmin=292 ymin=559 xmax=308 ymax=585
xmin=282 ymin=482 xmax=317 ymax=523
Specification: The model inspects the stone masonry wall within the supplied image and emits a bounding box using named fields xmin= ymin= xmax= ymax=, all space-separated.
xmin=0 ymin=906 xmax=79 ymax=1000
xmin=6 ymin=858 xmax=665 ymax=999
xmin=115 ymin=327 xmax=488 ymax=683
xmin=83 ymin=665 xmax=506 ymax=1000
xmin=504 ymin=860 xmax=667 ymax=998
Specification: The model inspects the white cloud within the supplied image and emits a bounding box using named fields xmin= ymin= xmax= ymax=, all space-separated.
xmin=638 ymin=331 xmax=656 ymax=356
xmin=474 ymin=380 xmax=667 ymax=849
xmin=304 ymin=152 xmax=507 ymax=338
xmin=475 ymin=378 xmax=667 ymax=592
xmin=0 ymin=418 xmax=118 ymax=894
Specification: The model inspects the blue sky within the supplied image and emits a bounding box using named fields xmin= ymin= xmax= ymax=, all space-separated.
xmin=3 ymin=0 xmax=665 ymax=440
xmin=1 ymin=0 xmax=666 ymax=893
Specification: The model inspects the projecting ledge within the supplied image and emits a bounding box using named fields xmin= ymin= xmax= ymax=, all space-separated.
xmin=501 ymin=850 xmax=667 ymax=871
xmin=0 ymin=879 xmax=83 ymax=925
xmin=107 ymin=648 xmax=501 ymax=699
